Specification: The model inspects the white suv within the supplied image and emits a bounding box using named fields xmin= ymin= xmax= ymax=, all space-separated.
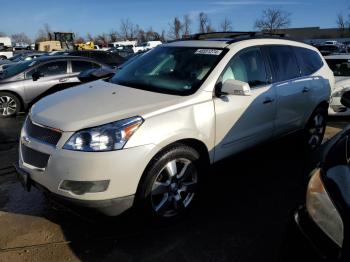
xmin=16 ymin=33 xmax=334 ymax=219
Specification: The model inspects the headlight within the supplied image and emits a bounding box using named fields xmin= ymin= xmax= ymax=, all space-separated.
xmin=306 ymin=169 xmax=344 ymax=247
xmin=63 ymin=116 xmax=143 ymax=152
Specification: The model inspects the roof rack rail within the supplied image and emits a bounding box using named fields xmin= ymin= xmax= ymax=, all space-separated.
xmin=182 ymin=31 xmax=290 ymax=43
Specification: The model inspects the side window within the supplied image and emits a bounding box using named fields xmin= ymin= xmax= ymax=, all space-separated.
xmin=266 ymin=46 xmax=300 ymax=82
xmin=71 ymin=60 xmax=100 ymax=73
xmin=36 ymin=61 xmax=67 ymax=77
xmin=221 ymin=47 xmax=269 ymax=88
xmin=294 ymin=47 xmax=323 ymax=76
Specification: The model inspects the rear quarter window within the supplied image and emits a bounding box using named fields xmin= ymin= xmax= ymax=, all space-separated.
xmin=293 ymin=47 xmax=323 ymax=76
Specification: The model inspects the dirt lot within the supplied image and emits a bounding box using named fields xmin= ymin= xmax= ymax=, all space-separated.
xmin=0 ymin=115 xmax=348 ymax=262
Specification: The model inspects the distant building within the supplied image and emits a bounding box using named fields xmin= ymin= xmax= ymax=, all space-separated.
xmin=275 ymin=27 xmax=350 ymax=43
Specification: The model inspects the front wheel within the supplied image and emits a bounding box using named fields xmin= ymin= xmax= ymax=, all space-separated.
xmin=136 ymin=145 xmax=201 ymax=220
xmin=303 ymin=107 xmax=327 ymax=150
xmin=0 ymin=92 xmax=20 ymax=118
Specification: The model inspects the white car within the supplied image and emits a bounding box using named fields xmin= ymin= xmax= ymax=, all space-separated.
xmin=16 ymin=33 xmax=334 ymax=219
xmin=133 ymin=41 xmax=162 ymax=53
xmin=0 ymin=37 xmax=13 ymax=60
xmin=325 ymin=55 xmax=350 ymax=116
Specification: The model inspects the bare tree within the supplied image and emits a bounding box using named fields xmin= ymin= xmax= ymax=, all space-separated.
xmin=168 ymin=17 xmax=183 ymax=39
xmin=35 ymin=23 xmax=53 ymax=42
xmin=199 ymin=12 xmax=211 ymax=33
xmin=160 ymin=30 xmax=166 ymax=42
xmin=11 ymin=33 xmax=31 ymax=44
xmin=137 ymin=28 xmax=146 ymax=43
xmin=109 ymin=30 xmax=119 ymax=42
xmin=183 ymin=14 xmax=191 ymax=36
xmin=74 ymin=36 xmax=86 ymax=44
xmin=119 ymin=19 xmax=137 ymax=40
xmin=220 ymin=17 xmax=233 ymax=32
xmin=336 ymin=13 xmax=346 ymax=36
xmin=43 ymin=23 xmax=53 ymax=40
xmin=95 ymin=33 xmax=109 ymax=47
xmin=254 ymin=8 xmax=291 ymax=33
xmin=86 ymin=33 xmax=94 ymax=42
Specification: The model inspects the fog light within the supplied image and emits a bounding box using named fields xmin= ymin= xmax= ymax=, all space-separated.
xmin=60 ymin=180 xmax=110 ymax=195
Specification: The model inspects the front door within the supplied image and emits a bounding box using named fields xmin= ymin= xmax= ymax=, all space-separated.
xmin=23 ymin=60 xmax=68 ymax=103
xmin=214 ymin=47 xmax=276 ymax=161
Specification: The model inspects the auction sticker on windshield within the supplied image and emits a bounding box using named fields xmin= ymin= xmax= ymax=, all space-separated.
xmin=195 ymin=49 xmax=222 ymax=55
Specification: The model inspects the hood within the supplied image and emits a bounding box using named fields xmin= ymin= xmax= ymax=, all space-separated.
xmin=30 ymin=80 xmax=183 ymax=131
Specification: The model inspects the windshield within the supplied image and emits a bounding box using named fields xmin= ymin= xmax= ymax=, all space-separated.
xmin=0 ymin=60 xmax=36 ymax=79
xmin=326 ymin=59 xmax=350 ymax=76
xmin=110 ymin=47 xmax=226 ymax=95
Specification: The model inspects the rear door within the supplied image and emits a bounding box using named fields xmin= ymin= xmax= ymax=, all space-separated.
xmin=22 ymin=60 xmax=68 ymax=103
xmin=70 ymin=59 xmax=102 ymax=83
xmin=293 ymin=46 xmax=326 ymax=121
xmin=263 ymin=45 xmax=309 ymax=136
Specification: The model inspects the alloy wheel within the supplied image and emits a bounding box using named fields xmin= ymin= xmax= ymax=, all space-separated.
xmin=151 ymin=158 xmax=197 ymax=218
xmin=308 ymin=113 xmax=325 ymax=149
xmin=0 ymin=96 xmax=17 ymax=116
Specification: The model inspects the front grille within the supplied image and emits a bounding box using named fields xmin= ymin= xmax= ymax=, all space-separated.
xmin=25 ymin=119 xmax=61 ymax=146
xmin=21 ymin=144 xmax=50 ymax=169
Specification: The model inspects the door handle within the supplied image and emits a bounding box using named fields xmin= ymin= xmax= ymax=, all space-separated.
xmin=59 ymin=78 xmax=68 ymax=83
xmin=302 ymin=87 xmax=310 ymax=93
xmin=263 ymin=97 xmax=274 ymax=104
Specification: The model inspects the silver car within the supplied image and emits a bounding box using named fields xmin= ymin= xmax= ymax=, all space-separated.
xmin=0 ymin=56 xmax=107 ymax=117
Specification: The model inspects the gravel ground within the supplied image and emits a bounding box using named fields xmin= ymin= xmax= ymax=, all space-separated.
xmin=0 ymin=114 xmax=348 ymax=262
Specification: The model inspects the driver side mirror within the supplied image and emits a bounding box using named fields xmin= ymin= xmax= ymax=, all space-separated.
xmin=216 ymin=79 xmax=251 ymax=97
xmin=32 ymin=71 xmax=44 ymax=81
xmin=341 ymin=91 xmax=350 ymax=108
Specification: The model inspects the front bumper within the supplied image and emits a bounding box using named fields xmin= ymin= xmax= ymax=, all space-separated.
xmin=14 ymin=163 xmax=135 ymax=216
xmin=294 ymin=206 xmax=341 ymax=260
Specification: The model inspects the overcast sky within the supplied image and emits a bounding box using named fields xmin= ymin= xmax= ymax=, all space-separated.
xmin=1 ymin=0 xmax=349 ymax=39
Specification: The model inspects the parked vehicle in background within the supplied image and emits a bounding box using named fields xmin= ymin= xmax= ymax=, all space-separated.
xmin=13 ymin=42 xmax=30 ymax=50
xmin=75 ymin=41 xmax=94 ymax=50
xmin=294 ymin=91 xmax=350 ymax=261
xmin=133 ymin=41 xmax=162 ymax=53
xmin=0 ymin=56 xmax=108 ymax=117
xmin=0 ymin=52 xmax=47 ymax=71
xmin=325 ymin=55 xmax=350 ymax=116
xmin=0 ymin=37 xmax=13 ymax=60
xmin=108 ymin=40 xmax=137 ymax=49
xmin=0 ymin=37 xmax=12 ymax=48
xmin=15 ymin=32 xmax=333 ymax=220
xmin=317 ymin=44 xmax=347 ymax=56
xmin=61 ymin=50 xmax=126 ymax=68
xmin=325 ymin=40 xmax=340 ymax=46
xmin=108 ymin=46 xmax=135 ymax=58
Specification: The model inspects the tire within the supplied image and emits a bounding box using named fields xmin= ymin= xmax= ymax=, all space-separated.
xmin=0 ymin=92 xmax=21 ymax=118
xmin=0 ymin=56 xmax=7 ymax=60
xmin=136 ymin=144 xmax=201 ymax=221
xmin=303 ymin=107 xmax=327 ymax=151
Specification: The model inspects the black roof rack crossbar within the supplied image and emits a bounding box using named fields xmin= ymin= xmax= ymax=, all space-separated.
xmin=182 ymin=31 xmax=289 ymax=43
